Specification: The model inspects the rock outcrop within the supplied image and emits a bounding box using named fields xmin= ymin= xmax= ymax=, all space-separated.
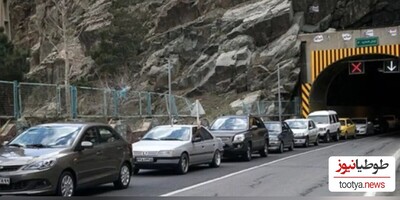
xmin=8 ymin=0 xmax=400 ymax=118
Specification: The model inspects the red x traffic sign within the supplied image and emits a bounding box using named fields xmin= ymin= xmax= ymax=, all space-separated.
xmin=348 ymin=62 xmax=365 ymax=75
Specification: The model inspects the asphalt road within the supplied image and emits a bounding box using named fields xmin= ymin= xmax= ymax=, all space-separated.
xmin=76 ymin=131 xmax=400 ymax=197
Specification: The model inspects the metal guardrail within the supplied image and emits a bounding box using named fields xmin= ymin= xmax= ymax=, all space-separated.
xmin=0 ymin=81 xmax=194 ymax=120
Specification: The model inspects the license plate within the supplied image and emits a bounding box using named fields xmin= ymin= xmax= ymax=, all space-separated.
xmin=136 ymin=157 xmax=154 ymax=162
xmin=0 ymin=177 xmax=10 ymax=185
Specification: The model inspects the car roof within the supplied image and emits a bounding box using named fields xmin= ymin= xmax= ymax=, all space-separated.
xmin=285 ymin=118 xmax=310 ymax=121
xmin=153 ymin=124 xmax=200 ymax=128
xmin=36 ymin=122 xmax=109 ymax=127
xmin=264 ymin=121 xmax=281 ymax=123
xmin=308 ymin=110 xmax=337 ymax=116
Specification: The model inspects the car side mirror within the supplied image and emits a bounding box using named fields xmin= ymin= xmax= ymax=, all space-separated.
xmin=192 ymin=137 xmax=202 ymax=143
xmin=80 ymin=141 xmax=94 ymax=150
xmin=2 ymin=141 xmax=9 ymax=146
xmin=250 ymin=125 xmax=258 ymax=130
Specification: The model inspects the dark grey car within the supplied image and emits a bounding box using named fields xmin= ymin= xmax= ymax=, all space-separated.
xmin=0 ymin=122 xmax=133 ymax=196
xmin=209 ymin=115 xmax=269 ymax=161
xmin=264 ymin=121 xmax=295 ymax=153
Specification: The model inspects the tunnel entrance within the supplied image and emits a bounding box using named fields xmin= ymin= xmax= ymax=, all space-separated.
xmin=309 ymin=54 xmax=400 ymax=119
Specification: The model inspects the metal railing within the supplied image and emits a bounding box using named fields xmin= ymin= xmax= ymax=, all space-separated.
xmin=0 ymin=81 xmax=194 ymax=120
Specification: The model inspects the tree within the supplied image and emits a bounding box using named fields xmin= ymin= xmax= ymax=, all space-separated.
xmin=0 ymin=27 xmax=29 ymax=81
xmin=40 ymin=0 xmax=77 ymax=115
xmin=91 ymin=0 xmax=148 ymax=77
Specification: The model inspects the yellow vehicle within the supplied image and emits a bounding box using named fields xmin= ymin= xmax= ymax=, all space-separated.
xmin=339 ymin=118 xmax=357 ymax=139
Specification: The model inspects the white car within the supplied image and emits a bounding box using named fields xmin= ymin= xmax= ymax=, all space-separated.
xmin=285 ymin=119 xmax=319 ymax=147
xmin=131 ymin=125 xmax=224 ymax=174
xmin=307 ymin=110 xmax=341 ymax=142
xmin=351 ymin=118 xmax=374 ymax=135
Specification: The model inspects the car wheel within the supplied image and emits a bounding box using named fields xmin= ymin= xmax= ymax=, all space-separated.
xmin=133 ymin=167 xmax=140 ymax=175
xmin=243 ymin=143 xmax=252 ymax=161
xmin=114 ymin=162 xmax=131 ymax=189
xmin=57 ymin=171 xmax=75 ymax=197
xmin=314 ymin=135 xmax=319 ymax=146
xmin=177 ymin=153 xmax=189 ymax=174
xmin=289 ymin=141 xmax=294 ymax=151
xmin=304 ymin=137 xmax=309 ymax=147
xmin=332 ymin=132 xmax=338 ymax=141
xmin=259 ymin=141 xmax=268 ymax=157
xmin=209 ymin=150 xmax=221 ymax=168
xmin=324 ymin=132 xmax=330 ymax=143
xmin=278 ymin=142 xmax=284 ymax=153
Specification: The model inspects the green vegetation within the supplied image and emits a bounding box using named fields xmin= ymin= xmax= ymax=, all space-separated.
xmin=90 ymin=0 xmax=149 ymax=76
xmin=0 ymin=27 xmax=30 ymax=81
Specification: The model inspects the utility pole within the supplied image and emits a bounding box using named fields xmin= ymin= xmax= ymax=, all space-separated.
xmin=168 ymin=59 xmax=173 ymax=126
xmin=277 ymin=64 xmax=282 ymax=122
xmin=61 ymin=0 xmax=70 ymax=116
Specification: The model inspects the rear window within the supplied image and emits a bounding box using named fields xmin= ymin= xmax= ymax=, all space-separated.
xmin=352 ymin=119 xmax=367 ymax=124
xmin=210 ymin=116 xmax=248 ymax=130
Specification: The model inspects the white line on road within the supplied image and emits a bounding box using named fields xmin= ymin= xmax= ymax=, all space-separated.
xmin=364 ymin=146 xmax=400 ymax=197
xmin=161 ymin=142 xmax=347 ymax=196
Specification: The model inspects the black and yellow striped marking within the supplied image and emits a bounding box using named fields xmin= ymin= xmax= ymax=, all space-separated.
xmin=301 ymin=83 xmax=312 ymax=118
xmin=311 ymin=44 xmax=400 ymax=82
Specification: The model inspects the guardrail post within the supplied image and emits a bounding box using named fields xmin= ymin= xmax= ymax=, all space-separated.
xmin=103 ymin=89 xmax=107 ymax=117
xmin=146 ymin=92 xmax=152 ymax=116
xmin=13 ymin=81 xmax=20 ymax=119
xmin=138 ymin=92 xmax=142 ymax=116
xmin=56 ymin=85 xmax=61 ymax=116
xmin=70 ymin=86 xmax=77 ymax=119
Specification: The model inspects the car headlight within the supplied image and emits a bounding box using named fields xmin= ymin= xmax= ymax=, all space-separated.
xmin=23 ymin=158 xmax=57 ymax=170
xmin=158 ymin=150 xmax=174 ymax=157
xmin=233 ymin=134 xmax=245 ymax=143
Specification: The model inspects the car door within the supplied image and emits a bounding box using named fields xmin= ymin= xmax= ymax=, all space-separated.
xmin=191 ymin=127 xmax=207 ymax=164
xmin=73 ymin=127 xmax=107 ymax=186
xmin=283 ymin=122 xmax=294 ymax=146
xmin=309 ymin=120 xmax=318 ymax=141
xmin=97 ymin=126 xmax=124 ymax=180
xmin=280 ymin=122 xmax=289 ymax=147
xmin=199 ymin=127 xmax=216 ymax=163
xmin=254 ymin=117 xmax=267 ymax=149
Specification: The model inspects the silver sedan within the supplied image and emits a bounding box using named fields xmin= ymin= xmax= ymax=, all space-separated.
xmin=131 ymin=125 xmax=224 ymax=174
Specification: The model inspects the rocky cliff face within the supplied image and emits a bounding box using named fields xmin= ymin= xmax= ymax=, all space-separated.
xmin=9 ymin=0 xmax=400 ymax=116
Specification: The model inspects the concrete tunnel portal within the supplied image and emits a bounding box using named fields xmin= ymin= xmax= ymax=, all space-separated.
xmin=309 ymin=54 xmax=400 ymax=119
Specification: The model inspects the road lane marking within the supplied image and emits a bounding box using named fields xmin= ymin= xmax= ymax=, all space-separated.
xmin=161 ymin=142 xmax=348 ymax=196
xmin=364 ymin=146 xmax=400 ymax=197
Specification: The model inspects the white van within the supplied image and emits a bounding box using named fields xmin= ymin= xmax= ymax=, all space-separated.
xmin=307 ymin=110 xmax=341 ymax=142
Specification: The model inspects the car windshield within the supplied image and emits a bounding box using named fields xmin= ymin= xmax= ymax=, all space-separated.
xmin=265 ymin=123 xmax=281 ymax=134
xmin=210 ymin=116 xmax=248 ymax=130
xmin=308 ymin=116 xmax=329 ymax=124
xmin=352 ymin=119 xmax=367 ymax=124
xmin=142 ymin=126 xmax=190 ymax=141
xmin=286 ymin=121 xmax=307 ymax=129
xmin=8 ymin=125 xmax=82 ymax=148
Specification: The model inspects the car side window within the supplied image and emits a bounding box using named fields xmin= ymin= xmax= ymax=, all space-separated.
xmin=282 ymin=122 xmax=289 ymax=131
xmin=199 ymin=127 xmax=213 ymax=140
xmin=311 ymin=121 xmax=316 ymax=129
xmin=81 ymin=127 xmax=100 ymax=145
xmin=254 ymin=118 xmax=265 ymax=128
xmin=98 ymin=127 xmax=120 ymax=143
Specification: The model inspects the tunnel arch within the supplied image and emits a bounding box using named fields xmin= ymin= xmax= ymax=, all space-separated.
xmin=309 ymin=53 xmax=399 ymax=118
xmin=301 ymin=44 xmax=400 ymax=117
